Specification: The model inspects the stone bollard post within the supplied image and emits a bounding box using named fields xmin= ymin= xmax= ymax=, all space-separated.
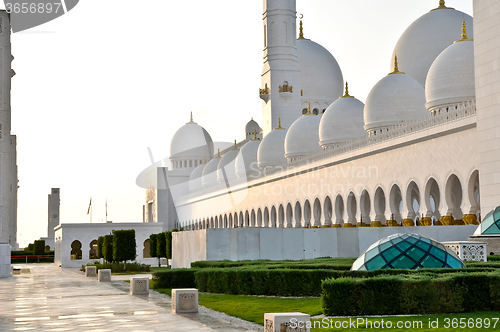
xmin=97 ymin=269 xmax=111 ymax=282
xmin=85 ymin=266 xmax=97 ymax=277
xmin=171 ymin=289 xmax=198 ymax=313
xmin=130 ymin=277 xmax=149 ymax=295
xmin=264 ymin=313 xmax=310 ymax=332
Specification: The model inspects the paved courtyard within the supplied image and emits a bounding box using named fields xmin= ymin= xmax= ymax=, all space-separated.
xmin=0 ymin=264 xmax=256 ymax=331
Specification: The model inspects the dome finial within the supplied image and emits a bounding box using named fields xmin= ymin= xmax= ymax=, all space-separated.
xmin=233 ymin=139 xmax=239 ymax=150
xmin=304 ymin=101 xmax=313 ymax=115
xmin=275 ymin=117 xmax=285 ymax=130
xmin=298 ymin=14 xmax=305 ymax=40
xmin=431 ymin=0 xmax=453 ymax=11
xmin=340 ymin=81 xmax=354 ymax=98
xmin=389 ymin=55 xmax=405 ymax=75
xmin=203 ymin=156 xmax=206 ymax=164
xmin=187 ymin=111 xmax=196 ymax=124
xmin=454 ymin=20 xmax=473 ymax=43
xmin=252 ymin=129 xmax=260 ymax=141
xmin=217 ymin=149 xmax=221 ymax=158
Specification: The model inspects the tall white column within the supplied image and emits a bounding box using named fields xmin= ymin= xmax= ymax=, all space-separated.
xmin=474 ymin=0 xmax=500 ymax=215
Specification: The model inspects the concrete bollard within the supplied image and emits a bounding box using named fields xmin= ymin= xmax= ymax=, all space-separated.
xmin=0 ymin=243 xmax=11 ymax=278
xmin=264 ymin=313 xmax=311 ymax=332
xmin=97 ymin=269 xmax=111 ymax=282
xmin=130 ymin=277 xmax=149 ymax=295
xmin=171 ymin=289 xmax=198 ymax=313
xmin=85 ymin=266 xmax=97 ymax=277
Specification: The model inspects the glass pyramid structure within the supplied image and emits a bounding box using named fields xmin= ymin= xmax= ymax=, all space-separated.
xmin=351 ymin=233 xmax=465 ymax=271
xmin=473 ymin=206 xmax=500 ymax=235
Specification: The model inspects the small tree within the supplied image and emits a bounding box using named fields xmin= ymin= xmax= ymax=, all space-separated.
xmin=157 ymin=232 xmax=166 ymax=267
xmin=102 ymin=234 xmax=114 ymax=263
xmin=33 ymin=240 xmax=45 ymax=255
xmin=149 ymin=233 xmax=158 ymax=266
xmin=113 ymin=229 xmax=136 ymax=271
xmin=97 ymin=236 xmax=104 ymax=259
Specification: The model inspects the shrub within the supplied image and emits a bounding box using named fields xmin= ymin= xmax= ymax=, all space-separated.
xmin=102 ymin=234 xmax=114 ymax=263
xmin=26 ymin=243 xmax=34 ymax=253
xmin=113 ymin=229 xmax=136 ymax=263
xmin=149 ymin=234 xmax=157 ymax=258
xmin=157 ymin=232 xmax=166 ymax=259
xmin=153 ymin=269 xmax=197 ymax=289
xmin=33 ymin=240 xmax=45 ymax=255
xmin=81 ymin=261 xmax=150 ymax=273
xmin=97 ymin=236 xmax=104 ymax=259
xmin=321 ymin=272 xmax=500 ymax=316
xmin=165 ymin=231 xmax=173 ymax=260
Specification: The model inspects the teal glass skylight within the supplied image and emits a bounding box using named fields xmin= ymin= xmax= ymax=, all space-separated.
xmin=351 ymin=233 xmax=465 ymax=271
xmin=473 ymin=206 xmax=500 ymax=235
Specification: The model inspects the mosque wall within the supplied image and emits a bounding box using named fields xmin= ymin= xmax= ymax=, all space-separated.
xmin=473 ymin=0 xmax=500 ymax=215
xmin=172 ymin=226 xmax=478 ymax=268
xmin=54 ymin=223 xmax=163 ymax=268
xmin=176 ymin=116 xmax=479 ymax=228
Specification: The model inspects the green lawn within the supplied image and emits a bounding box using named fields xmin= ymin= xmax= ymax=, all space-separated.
xmin=154 ymin=287 xmax=500 ymax=331
xmin=312 ymin=312 xmax=500 ymax=332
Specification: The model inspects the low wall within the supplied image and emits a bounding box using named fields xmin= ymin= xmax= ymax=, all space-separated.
xmin=172 ymin=225 xmax=478 ymax=268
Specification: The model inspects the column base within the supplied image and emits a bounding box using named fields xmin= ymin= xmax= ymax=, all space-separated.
xmin=463 ymin=214 xmax=479 ymax=225
xmin=385 ymin=220 xmax=400 ymax=227
xmin=402 ymin=218 xmax=415 ymax=227
xmin=370 ymin=221 xmax=383 ymax=227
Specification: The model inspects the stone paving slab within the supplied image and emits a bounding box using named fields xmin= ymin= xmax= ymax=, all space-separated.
xmin=0 ymin=264 xmax=255 ymax=332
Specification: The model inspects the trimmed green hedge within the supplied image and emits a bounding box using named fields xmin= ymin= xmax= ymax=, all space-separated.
xmin=164 ymin=267 xmax=494 ymax=297
xmin=191 ymin=258 xmax=355 ymax=270
xmin=152 ymin=269 xmax=198 ymax=289
xmin=81 ymin=261 xmax=150 ymax=273
xmin=322 ymin=272 xmax=500 ymax=316
xmin=113 ymin=229 xmax=136 ymax=262
xmin=33 ymin=240 xmax=45 ymax=255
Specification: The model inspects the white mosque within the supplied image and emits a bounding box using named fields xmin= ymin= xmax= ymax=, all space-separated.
xmin=53 ymin=0 xmax=500 ymax=268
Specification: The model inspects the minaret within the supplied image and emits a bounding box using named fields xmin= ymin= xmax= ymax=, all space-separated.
xmin=47 ymin=189 xmax=60 ymax=239
xmin=0 ymin=11 xmax=17 ymax=249
xmin=260 ymin=0 xmax=302 ymax=136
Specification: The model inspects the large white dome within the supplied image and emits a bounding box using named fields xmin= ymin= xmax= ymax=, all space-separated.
xmin=188 ymin=162 xmax=206 ymax=192
xmin=364 ymin=69 xmax=428 ymax=133
xmin=319 ymin=85 xmax=367 ymax=147
xmin=201 ymin=154 xmax=221 ymax=188
xmin=235 ymin=139 xmax=261 ymax=179
xmin=217 ymin=145 xmax=240 ymax=184
xmin=425 ymin=39 xmax=475 ymax=110
xmin=391 ymin=2 xmax=473 ymax=87
xmin=257 ymin=124 xmax=287 ymax=169
xmin=297 ymin=38 xmax=344 ymax=102
xmin=285 ymin=110 xmax=322 ymax=160
xmin=170 ymin=116 xmax=214 ymax=159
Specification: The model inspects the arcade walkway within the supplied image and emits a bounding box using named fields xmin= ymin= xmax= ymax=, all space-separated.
xmin=0 ymin=264 xmax=256 ymax=331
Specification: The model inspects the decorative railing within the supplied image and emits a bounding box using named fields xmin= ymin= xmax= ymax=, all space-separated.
xmin=288 ymin=101 xmax=476 ymax=167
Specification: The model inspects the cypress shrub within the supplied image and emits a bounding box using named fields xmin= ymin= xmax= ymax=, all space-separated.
xmin=149 ymin=234 xmax=157 ymax=258
xmin=113 ymin=229 xmax=136 ymax=263
xmin=157 ymin=232 xmax=166 ymax=258
xmin=102 ymin=234 xmax=114 ymax=263
xmin=165 ymin=231 xmax=173 ymax=260
xmin=97 ymin=236 xmax=104 ymax=259
xmin=33 ymin=240 xmax=45 ymax=255
xmin=152 ymin=269 xmax=197 ymax=289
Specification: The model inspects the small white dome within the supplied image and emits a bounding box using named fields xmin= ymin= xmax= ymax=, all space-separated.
xmin=245 ymin=119 xmax=260 ymax=134
xmin=425 ymin=40 xmax=475 ymax=110
xmin=188 ymin=163 xmax=206 ymax=192
xmin=201 ymin=155 xmax=221 ymax=188
xmin=319 ymin=86 xmax=367 ymax=147
xmin=284 ymin=111 xmax=322 ymax=160
xmin=391 ymin=4 xmax=473 ymax=86
xmin=364 ymin=70 xmax=428 ymax=133
xmin=170 ymin=116 xmax=214 ymax=159
xmin=217 ymin=147 xmax=240 ymax=183
xmin=297 ymin=38 xmax=344 ymax=102
xmin=235 ymin=139 xmax=261 ymax=178
xmin=257 ymin=126 xmax=288 ymax=169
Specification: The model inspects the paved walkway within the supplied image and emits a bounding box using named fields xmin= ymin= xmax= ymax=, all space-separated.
xmin=0 ymin=264 xmax=255 ymax=331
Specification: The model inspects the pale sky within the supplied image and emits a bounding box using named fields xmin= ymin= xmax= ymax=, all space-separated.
xmin=9 ymin=0 xmax=473 ymax=247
